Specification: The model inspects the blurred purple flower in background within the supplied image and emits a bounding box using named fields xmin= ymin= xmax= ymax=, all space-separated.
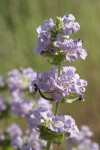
xmin=7 ymin=123 xmax=22 ymax=137
xmin=37 ymin=97 xmax=53 ymax=111
xmin=11 ymin=99 xmax=34 ymax=117
xmin=67 ymin=125 xmax=99 ymax=150
xmin=7 ymin=68 xmax=36 ymax=92
xmin=0 ymin=96 xmax=7 ymax=111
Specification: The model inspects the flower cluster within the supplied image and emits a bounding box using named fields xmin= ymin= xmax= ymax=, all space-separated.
xmin=28 ymin=107 xmax=79 ymax=144
xmin=31 ymin=66 xmax=87 ymax=102
xmin=11 ymin=90 xmax=34 ymax=117
xmin=7 ymin=123 xmax=23 ymax=149
xmin=67 ymin=125 xmax=99 ymax=150
xmin=7 ymin=68 xmax=36 ymax=92
xmin=21 ymin=129 xmax=48 ymax=150
xmin=35 ymin=14 xmax=87 ymax=65
xmin=0 ymin=123 xmax=48 ymax=150
xmin=0 ymin=96 xmax=7 ymax=111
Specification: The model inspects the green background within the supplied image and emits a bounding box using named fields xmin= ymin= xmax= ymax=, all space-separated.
xmin=0 ymin=0 xmax=100 ymax=149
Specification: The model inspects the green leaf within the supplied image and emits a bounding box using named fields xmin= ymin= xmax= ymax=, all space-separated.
xmin=62 ymin=97 xmax=79 ymax=103
xmin=56 ymin=133 xmax=64 ymax=144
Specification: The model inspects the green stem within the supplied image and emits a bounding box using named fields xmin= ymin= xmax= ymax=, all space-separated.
xmin=46 ymin=141 xmax=51 ymax=150
xmin=54 ymin=63 xmax=61 ymax=115
xmin=54 ymin=102 xmax=59 ymax=115
xmin=45 ymin=63 xmax=61 ymax=150
xmin=58 ymin=63 xmax=61 ymax=77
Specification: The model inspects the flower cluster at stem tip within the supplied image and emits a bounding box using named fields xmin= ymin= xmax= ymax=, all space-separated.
xmin=35 ymin=14 xmax=87 ymax=65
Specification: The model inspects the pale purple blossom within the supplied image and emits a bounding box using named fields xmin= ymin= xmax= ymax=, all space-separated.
xmin=31 ymin=67 xmax=87 ymax=102
xmin=7 ymin=123 xmax=22 ymax=137
xmin=28 ymin=107 xmax=52 ymax=129
xmin=50 ymin=115 xmax=79 ymax=137
xmin=35 ymin=26 xmax=52 ymax=55
xmin=22 ymin=129 xmax=48 ymax=150
xmin=28 ymin=107 xmax=79 ymax=139
xmin=38 ymin=97 xmax=53 ymax=111
xmin=11 ymin=99 xmax=34 ymax=117
xmin=62 ymin=14 xmax=80 ymax=34
xmin=11 ymin=135 xmax=23 ymax=149
xmin=8 ymin=68 xmax=36 ymax=91
xmin=35 ymin=14 xmax=87 ymax=63
xmin=0 ymin=96 xmax=7 ymax=111
xmin=44 ymin=18 xmax=55 ymax=30
xmin=54 ymin=35 xmax=87 ymax=61
xmin=67 ymin=125 xmax=99 ymax=150
xmin=0 ymin=134 xmax=5 ymax=141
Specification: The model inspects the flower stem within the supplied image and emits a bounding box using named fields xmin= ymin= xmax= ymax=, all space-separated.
xmin=46 ymin=63 xmax=61 ymax=150
xmin=54 ymin=102 xmax=59 ymax=115
xmin=46 ymin=141 xmax=51 ymax=150
xmin=54 ymin=63 xmax=61 ymax=115
xmin=58 ymin=63 xmax=61 ymax=77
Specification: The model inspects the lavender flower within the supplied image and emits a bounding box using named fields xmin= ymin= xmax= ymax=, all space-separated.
xmin=11 ymin=99 xmax=34 ymax=117
xmin=6 ymin=123 xmax=24 ymax=149
xmin=50 ymin=115 xmax=79 ymax=137
xmin=22 ymin=129 xmax=48 ymax=150
xmin=8 ymin=68 xmax=36 ymax=91
xmin=35 ymin=27 xmax=52 ymax=55
xmin=28 ymin=107 xmax=52 ymax=128
xmin=31 ymin=67 xmax=87 ymax=102
xmin=21 ymin=145 xmax=33 ymax=150
xmin=67 ymin=125 xmax=100 ymax=150
xmin=62 ymin=14 xmax=80 ymax=34
xmin=11 ymin=135 xmax=23 ymax=149
xmin=37 ymin=97 xmax=53 ymax=111
xmin=0 ymin=134 xmax=5 ymax=141
xmin=54 ymin=36 xmax=87 ymax=61
xmin=0 ymin=96 xmax=7 ymax=111
xmin=44 ymin=18 xmax=55 ymax=30
xmin=35 ymin=14 xmax=87 ymax=63
xmin=7 ymin=123 xmax=22 ymax=137
xmin=28 ymin=106 xmax=79 ymax=144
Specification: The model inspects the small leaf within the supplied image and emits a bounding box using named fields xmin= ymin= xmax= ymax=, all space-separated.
xmin=56 ymin=133 xmax=64 ymax=144
xmin=62 ymin=97 xmax=79 ymax=103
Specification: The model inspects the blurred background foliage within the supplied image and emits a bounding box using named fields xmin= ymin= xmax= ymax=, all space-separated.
xmin=0 ymin=0 xmax=100 ymax=148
